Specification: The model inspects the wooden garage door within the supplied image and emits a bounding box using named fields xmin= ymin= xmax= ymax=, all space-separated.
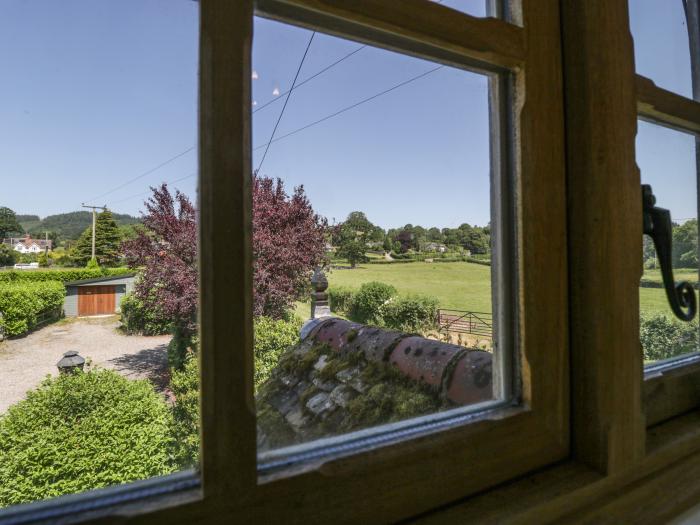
xmin=77 ymin=285 xmax=116 ymax=316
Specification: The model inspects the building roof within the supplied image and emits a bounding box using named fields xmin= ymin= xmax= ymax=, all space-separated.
xmin=64 ymin=274 xmax=136 ymax=286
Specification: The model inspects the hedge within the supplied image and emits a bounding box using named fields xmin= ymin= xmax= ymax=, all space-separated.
xmin=0 ymin=370 xmax=175 ymax=507
xmin=0 ymin=281 xmax=65 ymax=336
xmin=382 ymin=295 xmax=439 ymax=332
xmin=639 ymin=279 xmax=700 ymax=290
xmin=640 ymin=314 xmax=699 ymax=362
xmin=0 ymin=267 xmax=132 ymax=284
xmin=120 ymin=292 xmax=171 ymax=336
xmin=328 ymin=283 xmax=439 ymax=333
xmin=254 ymin=316 xmax=302 ymax=391
xmin=170 ymin=355 xmax=200 ymax=468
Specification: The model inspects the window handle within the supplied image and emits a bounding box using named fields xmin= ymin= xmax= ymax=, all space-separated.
xmin=642 ymin=184 xmax=697 ymax=321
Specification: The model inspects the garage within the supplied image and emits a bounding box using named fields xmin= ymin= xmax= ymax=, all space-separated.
xmin=63 ymin=274 xmax=135 ymax=317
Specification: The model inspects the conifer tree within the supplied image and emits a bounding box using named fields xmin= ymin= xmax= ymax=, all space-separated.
xmin=73 ymin=209 xmax=122 ymax=267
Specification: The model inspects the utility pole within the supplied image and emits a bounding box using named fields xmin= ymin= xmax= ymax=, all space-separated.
xmin=81 ymin=204 xmax=106 ymax=261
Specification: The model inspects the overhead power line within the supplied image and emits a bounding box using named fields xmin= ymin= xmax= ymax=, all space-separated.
xmin=83 ymin=146 xmax=195 ymax=205
xmin=253 ymin=44 xmax=365 ymax=115
xmin=257 ymin=32 xmax=316 ymax=174
xmin=105 ymin=172 xmax=197 ymax=207
xmin=253 ymin=65 xmax=443 ymax=152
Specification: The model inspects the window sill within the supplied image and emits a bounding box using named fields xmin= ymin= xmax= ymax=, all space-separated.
xmin=410 ymin=410 xmax=700 ymax=524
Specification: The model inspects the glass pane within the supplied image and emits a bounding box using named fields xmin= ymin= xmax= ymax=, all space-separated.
xmin=638 ymin=120 xmax=700 ymax=365
xmin=429 ymin=0 xmax=491 ymax=17
xmin=252 ymin=17 xmax=507 ymax=461
xmin=629 ymin=0 xmax=696 ymax=98
xmin=0 ymin=0 xmax=199 ymax=511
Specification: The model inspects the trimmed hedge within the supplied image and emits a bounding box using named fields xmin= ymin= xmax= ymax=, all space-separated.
xmin=0 ymin=370 xmax=175 ymax=508
xmin=350 ymin=282 xmax=397 ymax=325
xmin=170 ymin=355 xmax=200 ymax=468
xmin=254 ymin=316 xmax=302 ymax=391
xmin=328 ymin=283 xmax=439 ymax=333
xmin=0 ymin=267 xmax=131 ymax=284
xmin=0 ymin=281 xmax=65 ymax=336
xmin=328 ymin=286 xmax=356 ymax=313
xmin=382 ymin=295 xmax=439 ymax=333
xmin=367 ymin=259 xmax=417 ymax=264
xmin=639 ymin=279 xmax=700 ymax=290
xmin=640 ymin=314 xmax=699 ymax=362
xmin=120 ymin=292 xmax=171 ymax=336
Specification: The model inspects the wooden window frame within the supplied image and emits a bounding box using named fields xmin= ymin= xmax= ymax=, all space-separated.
xmin=0 ymin=1 xmax=569 ymax=523
xmin=638 ymin=75 xmax=700 ymax=427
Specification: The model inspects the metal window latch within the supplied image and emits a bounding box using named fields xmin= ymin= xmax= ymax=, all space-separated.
xmin=642 ymin=184 xmax=697 ymax=322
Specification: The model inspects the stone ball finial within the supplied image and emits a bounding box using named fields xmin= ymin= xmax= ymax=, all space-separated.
xmin=310 ymin=267 xmax=328 ymax=293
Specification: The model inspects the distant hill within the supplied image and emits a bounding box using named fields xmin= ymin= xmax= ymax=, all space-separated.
xmin=18 ymin=211 xmax=141 ymax=242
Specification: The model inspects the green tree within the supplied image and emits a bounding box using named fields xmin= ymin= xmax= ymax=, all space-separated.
xmin=0 ymin=207 xmax=23 ymax=239
xmin=72 ymin=209 xmax=122 ymax=267
xmin=672 ymin=219 xmax=698 ymax=269
xmin=0 ymin=244 xmax=16 ymax=266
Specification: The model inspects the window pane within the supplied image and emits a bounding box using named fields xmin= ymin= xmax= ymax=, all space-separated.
xmin=638 ymin=120 xmax=700 ymax=365
xmin=429 ymin=0 xmax=491 ymax=17
xmin=0 ymin=0 xmax=199 ymax=511
xmin=252 ymin=17 xmax=509 ymax=461
xmin=629 ymin=0 xmax=696 ymax=98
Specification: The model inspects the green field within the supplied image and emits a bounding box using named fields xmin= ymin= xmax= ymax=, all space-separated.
xmin=293 ymin=261 xmax=688 ymax=320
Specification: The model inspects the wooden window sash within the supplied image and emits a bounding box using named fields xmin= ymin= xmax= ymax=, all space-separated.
xmin=0 ymin=1 xmax=568 ymax=523
xmin=636 ymin=77 xmax=700 ymax=427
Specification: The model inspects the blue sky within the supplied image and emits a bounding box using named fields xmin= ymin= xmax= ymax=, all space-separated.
xmin=0 ymin=0 xmax=697 ymax=229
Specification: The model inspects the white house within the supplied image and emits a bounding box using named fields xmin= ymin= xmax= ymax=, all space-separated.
xmin=3 ymin=235 xmax=52 ymax=254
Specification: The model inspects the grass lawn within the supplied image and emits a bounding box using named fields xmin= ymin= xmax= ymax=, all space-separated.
xmin=298 ymin=262 xmax=491 ymax=315
xmin=291 ymin=261 xmax=694 ymax=321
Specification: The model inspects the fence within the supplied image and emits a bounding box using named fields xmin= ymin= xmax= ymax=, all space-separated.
xmin=438 ymin=309 xmax=492 ymax=338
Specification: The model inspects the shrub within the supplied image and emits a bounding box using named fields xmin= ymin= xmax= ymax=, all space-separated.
xmin=349 ymin=281 xmax=397 ymax=324
xmin=170 ymin=354 xmax=200 ymax=468
xmin=640 ymin=314 xmax=699 ymax=362
xmin=0 ymin=244 xmax=16 ymax=266
xmin=120 ymin=292 xmax=171 ymax=336
xmin=85 ymin=257 xmax=100 ymax=269
xmin=255 ymin=316 xmax=302 ymax=390
xmin=0 ymin=370 xmax=174 ymax=508
xmin=328 ymin=286 xmax=356 ymax=313
xmin=0 ymin=267 xmax=131 ymax=284
xmin=382 ymin=294 xmax=439 ymax=333
xmin=0 ymin=281 xmax=65 ymax=336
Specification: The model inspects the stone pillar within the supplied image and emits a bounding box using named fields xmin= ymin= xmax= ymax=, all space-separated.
xmin=310 ymin=267 xmax=331 ymax=319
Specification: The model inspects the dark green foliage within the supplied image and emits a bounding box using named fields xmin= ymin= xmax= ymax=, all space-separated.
xmin=168 ymin=325 xmax=196 ymax=370
xmin=170 ymin=355 xmax=200 ymax=468
xmin=328 ymin=286 xmax=356 ymax=313
xmin=349 ymin=281 xmax=397 ymax=324
xmin=21 ymin=211 xmax=140 ymax=243
xmin=120 ymin=292 xmax=171 ymax=335
xmin=0 ymin=370 xmax=175 ymax=508
xmin=0 ymin=207 xmax=23 ymax=239
xmin=640 ymin=315 xmax=699 ymax=362
xmin=336 ymin=239 xmax=369 ymax=268
xmin=0 ymin=244 xmax=16 ymax=266
xmin=672 ymin=219 xmax=698 ymax=269
xmin=0 ymin=281 xmax=65 ymax=336
xmin=254 ymin=316 xmax=302 ymax=390
xmin=0 ymin=267 xmax=131 ymax=284
xmin=73 ymin=210 xmax=123 ymax=267
xmin=382 ymin=294 xmax=439 ymax=332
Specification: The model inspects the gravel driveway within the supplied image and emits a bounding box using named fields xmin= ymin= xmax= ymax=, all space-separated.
xmin=0 ymin=316 xmax=172 ymax=414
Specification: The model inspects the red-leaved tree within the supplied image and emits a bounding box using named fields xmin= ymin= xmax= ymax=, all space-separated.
xmin=253 ymin=176 xmax=328 ymax=318
xmin=123 ymin=176 xmax=327 ymax=338
xmin=122 ymin=185 xmax=198 ymax=335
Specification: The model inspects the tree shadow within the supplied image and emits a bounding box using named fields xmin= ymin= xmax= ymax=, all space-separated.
xmin=106 ymin=345 xmax=170 ymax=395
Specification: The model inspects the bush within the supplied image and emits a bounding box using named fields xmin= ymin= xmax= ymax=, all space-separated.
xmin=255 ymin=316 xmax=301 ymax=390
xmin=328 ymin=286 xmax=356 ymax=313
xmin=0 ymin=244 xmax=16 ymax=266
xmin=0 ymin=267 xmax=131 ymax=284
xmin=0 ymin=370 xmax=175 ymax=508
xmin=85 ymin=257 xmax=100 ymax=269
xmin=120 ymin=292 xmax=171 ymax=336
xmin=640 ymin=314 xmax=699 ymax=362
xmin=382 ymin=294 xmax=439 ymax=333
xmin=349 ymin=281 xmax=397 ymax=324
xmin=170 ymin=354 xmax=200 ymax=468
xmin=0 ymin=281 xmax=65 ymax=336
